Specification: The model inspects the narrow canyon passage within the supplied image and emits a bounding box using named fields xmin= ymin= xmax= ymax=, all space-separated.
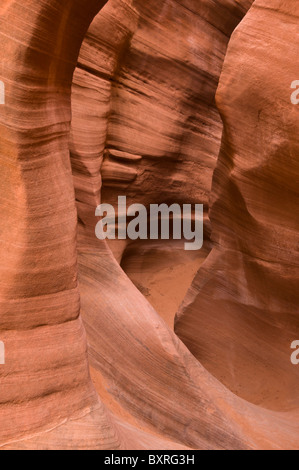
xmin=71 ymin=0 xmax=250 ymax=328
xmin=71 ymin=0 xmax=299 ymax=449
xmin=0 ymin=0 xmax=298 ymax=451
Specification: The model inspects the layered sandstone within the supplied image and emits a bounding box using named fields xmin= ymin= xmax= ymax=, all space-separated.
xmin=0 ymin=0 xmax=298 ymax=451
xmin=0 ymin=0 xmax=165 ymax=450
xmin=71 ymin=0 xmax=254 ymax=324
xmin=175 ymin=0 xmax=299 ymax=414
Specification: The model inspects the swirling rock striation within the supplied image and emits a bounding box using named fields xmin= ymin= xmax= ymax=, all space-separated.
xmin=0 ymin=0 xmax=298 ymax=451
xmin=175 ymin=0 xmax=299 ymax=413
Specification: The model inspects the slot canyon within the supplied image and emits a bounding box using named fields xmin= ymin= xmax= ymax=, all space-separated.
xmin=0 ymin=0 xmax=298 ymax=450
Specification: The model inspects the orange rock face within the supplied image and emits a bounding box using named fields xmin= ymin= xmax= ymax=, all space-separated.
xmin=0 ymin=0 xmax=298 ymax=450
xmin=175 ymin=0 xmax=299 ymax=412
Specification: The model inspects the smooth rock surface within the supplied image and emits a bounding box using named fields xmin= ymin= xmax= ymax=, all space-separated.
xmin=0 ymin=0 xmax=298 ymax=451
xmin=71 ymin=0 xmax=254 ymax=324
xmin=175 ymin=0 xmax=299 ymax=412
